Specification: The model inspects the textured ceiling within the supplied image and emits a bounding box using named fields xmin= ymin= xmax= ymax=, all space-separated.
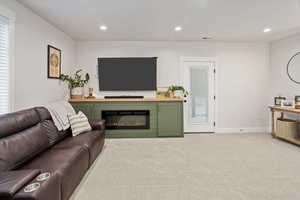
xmin=18 ymin=0 xmax=300 ymax=42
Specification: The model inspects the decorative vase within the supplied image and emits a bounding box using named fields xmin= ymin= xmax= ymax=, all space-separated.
xmin=168 ymin=91 xmax=174 ymax=98
xmin=71 ymin=87 xmax=84 ymax=99
xmin=174 ymin=90 xmax=183 ymax=98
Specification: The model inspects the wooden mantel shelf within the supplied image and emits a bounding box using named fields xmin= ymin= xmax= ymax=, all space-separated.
xmin=69 ymin=97 xmax=184 ymax=102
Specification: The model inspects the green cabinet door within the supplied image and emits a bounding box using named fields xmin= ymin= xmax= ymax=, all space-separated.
xmin=71 ymin=102 xmax=99 ymax=120
xmin=157 ymin=102 xmax=183 ymax=137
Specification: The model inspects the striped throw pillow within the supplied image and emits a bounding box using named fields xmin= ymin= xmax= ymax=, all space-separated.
xmin=68 ymin=111 xmax=92 ymax=137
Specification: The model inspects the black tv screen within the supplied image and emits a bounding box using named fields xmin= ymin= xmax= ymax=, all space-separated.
xmin=98 ymin=57 xmax=157 ymax=91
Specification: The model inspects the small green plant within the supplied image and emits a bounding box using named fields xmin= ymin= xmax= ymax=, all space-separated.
xmin=168 ymin=85 xmax=188 ymax=95
xmin=59 ymin=69 xmax=90 ymax=89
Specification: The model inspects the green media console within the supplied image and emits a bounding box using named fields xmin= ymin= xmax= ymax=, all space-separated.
xmin=69 ymin=98 xmax=184 ymax=138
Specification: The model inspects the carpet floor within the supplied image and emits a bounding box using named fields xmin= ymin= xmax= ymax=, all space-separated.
xmin=70 ymin=133 xmax=300 ymax=200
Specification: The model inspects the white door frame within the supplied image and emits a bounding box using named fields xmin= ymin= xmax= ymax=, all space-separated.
xmin=180 ymin=57 xmax=218 ymax=133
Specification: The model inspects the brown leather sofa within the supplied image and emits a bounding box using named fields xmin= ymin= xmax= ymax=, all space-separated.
xmin=0 ymin=107 xmax=105 ymax=200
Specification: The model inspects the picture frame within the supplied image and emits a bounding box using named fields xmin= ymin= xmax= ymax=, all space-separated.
xmin=295 ymin=96 xmax=300 ymax=103
xmin=156 ymin=86 xmax=169 ymax=98
xmin=294 ymin=96 xmax=300 ymax=109
xmin=47 ymin=45 xmax=61 ymax=79
xmin=274 ymin=96 xmax=286 ymax=106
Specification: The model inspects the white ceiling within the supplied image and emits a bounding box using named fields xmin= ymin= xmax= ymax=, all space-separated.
xmin=17 ymin=0 xmax=300 ymax=42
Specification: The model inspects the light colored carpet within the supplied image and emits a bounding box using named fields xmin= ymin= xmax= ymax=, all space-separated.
xmin=70 ymin=133 xmax=300 ymax=200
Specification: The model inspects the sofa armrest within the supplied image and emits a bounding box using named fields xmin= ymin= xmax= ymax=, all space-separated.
xmin=89 ymin=120 xmax=105 ymax=131
xmin=14 ymin=172 xmax=60 ymax=200
xmin=0 ymin=170 xmax=40 ymax=200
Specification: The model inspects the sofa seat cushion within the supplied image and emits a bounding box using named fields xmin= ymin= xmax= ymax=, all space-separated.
xmin=53 ymin=130 xmax=105 ymax=166
xmin=21 ymin=146 xmax=89 ymax=200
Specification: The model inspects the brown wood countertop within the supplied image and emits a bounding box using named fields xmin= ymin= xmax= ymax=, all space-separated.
xmin=269 ymin=106 xmax=300 ymax=114
xmin=69 ymin=97 xmax=184 ymax=102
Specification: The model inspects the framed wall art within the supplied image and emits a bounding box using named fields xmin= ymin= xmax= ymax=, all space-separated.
xmin=47 ymin=45 xmax=61 ymax=79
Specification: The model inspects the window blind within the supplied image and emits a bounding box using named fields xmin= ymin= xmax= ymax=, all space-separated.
xmin=0 ymin=16 xmax=9 ymax=115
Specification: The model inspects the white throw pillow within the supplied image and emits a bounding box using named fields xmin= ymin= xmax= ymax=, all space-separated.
xmin=68 ymin=111 xmax=92 ymax=137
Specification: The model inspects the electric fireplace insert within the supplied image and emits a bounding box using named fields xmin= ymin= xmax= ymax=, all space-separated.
xmin=102 ymin=110 xmax=150 ymax=129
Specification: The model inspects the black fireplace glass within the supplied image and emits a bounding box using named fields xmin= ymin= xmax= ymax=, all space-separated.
xmin=102 ymin=110 xmax=150 ymax=129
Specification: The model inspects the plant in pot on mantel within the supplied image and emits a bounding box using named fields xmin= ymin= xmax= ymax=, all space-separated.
xmin=167 ymin=85 xmax=188 ymax=98
xmin=59 ymin=69 xmax=90 ymax=99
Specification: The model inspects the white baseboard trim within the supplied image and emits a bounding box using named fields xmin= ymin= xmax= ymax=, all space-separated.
xmin=215 ymin=127 xmax=270 ymax=133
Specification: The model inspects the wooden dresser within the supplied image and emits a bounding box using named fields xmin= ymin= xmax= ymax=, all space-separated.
xmin=269 ymin=106 xmax=300 ymax=145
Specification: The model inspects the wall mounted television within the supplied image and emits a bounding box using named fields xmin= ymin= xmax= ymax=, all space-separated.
xmin=98 ymin=57 xmax=157 ymax=91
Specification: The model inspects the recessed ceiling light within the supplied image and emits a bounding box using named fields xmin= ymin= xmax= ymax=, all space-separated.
xmin=99 ymin=25 xmax=107 ymax=31
xmin=174 ymin=26 xmax=182 ymax=32
xmin=263 ymin=28 xmax=271 ymax=33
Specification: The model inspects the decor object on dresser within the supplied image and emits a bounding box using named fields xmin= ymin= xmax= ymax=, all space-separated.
xmin=167 ymin=85 xmax=188 ymax=98
xmin=87 ymin=87 xmax=96 ymax=99
xmin=295 ymin=96 xmax=300 ymax=109
xmin=156 ymin=86 xmax=169 ymax=98
xmin=281 ymin=100 xmax=294 ymax=107
xmin=59 ymin=69 xmax=90 ymax=99
xmin=276 ymin=118 xmax=299 ymax=139
xmin=47 ymin=45 xmax=61 ymax=79
xmin=0 ymin=107 xmax=105 ymax=200
xmin=287 ymin=52 xmax=300 ymax=84
xmin=274 ymin=96 xmax=286 ymax=106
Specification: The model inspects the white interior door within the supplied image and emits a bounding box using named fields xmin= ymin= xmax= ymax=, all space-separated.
xmin=182 ymin=58 xmax=215 ymax=133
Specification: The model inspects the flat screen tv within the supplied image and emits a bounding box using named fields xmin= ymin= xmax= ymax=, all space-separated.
xmin=98 ymin=57 xmax=157 ymax=91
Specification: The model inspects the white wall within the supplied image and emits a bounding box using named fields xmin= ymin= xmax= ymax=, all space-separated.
xmin=0 ymin=0 xmax=272 ymax=132
xmin=0 ymin=0 xmax=75 ymax=110
xmin=270 ymin=33 xmax=300 ymax=101
xmin=269 ymin=33 xmax=300 ymax=121
xmin=76 ymin=41 xmax=270 ymax=132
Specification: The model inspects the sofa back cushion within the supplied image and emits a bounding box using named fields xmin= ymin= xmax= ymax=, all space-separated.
xmin=35 ymin=107 xmax=71 ymax=145
xmin=0 ymin=123 xmax=50 ymax=171
xmin=35 ymin=107 xmax=52 ymax=121
xmin=41 ymin=120 xmax=70 ymax=146
xmin=0 ymin=108 xmax=40 ymax=139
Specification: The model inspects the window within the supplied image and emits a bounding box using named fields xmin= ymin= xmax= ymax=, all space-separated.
xmin=0 ymin=16 xmax=9 ymax=114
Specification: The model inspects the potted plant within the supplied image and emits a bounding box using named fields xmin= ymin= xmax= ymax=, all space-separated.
xmin=168 ymin=85 xmax=188 ymax=98
xmin=59 ymin=69 xmax=90 ymax=99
